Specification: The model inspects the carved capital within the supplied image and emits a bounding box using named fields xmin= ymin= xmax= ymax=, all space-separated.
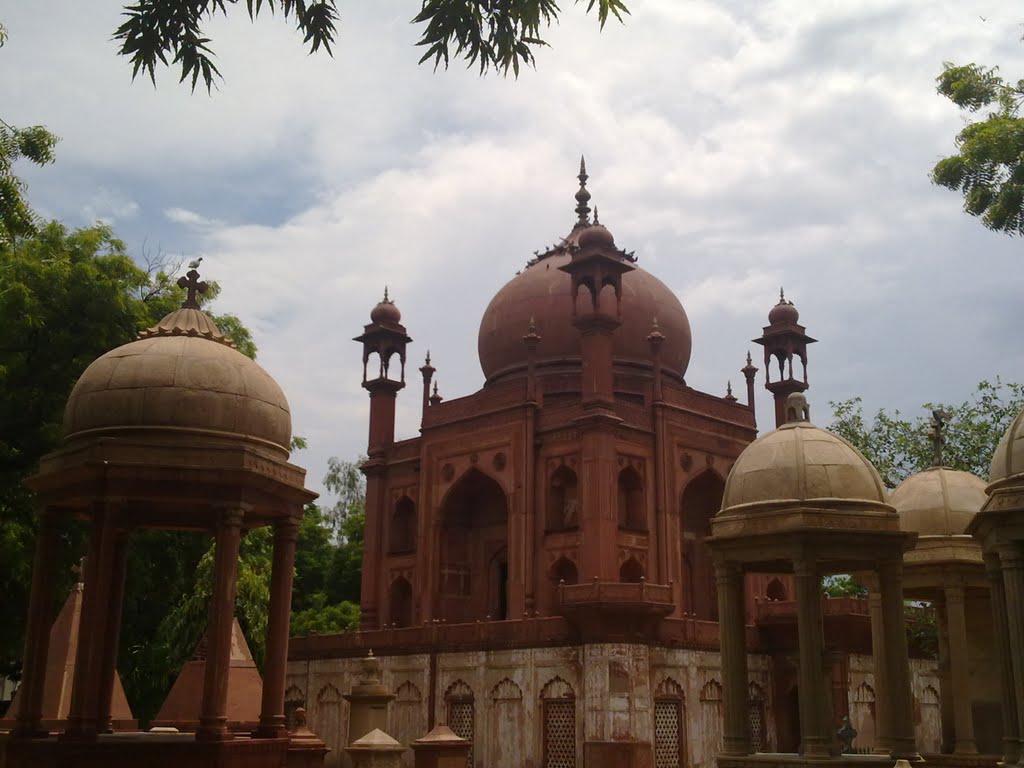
xmin=274 ymin=516 xmax=301 ymax=543
xmin=218 ymin=507 xmax=245 ymax=530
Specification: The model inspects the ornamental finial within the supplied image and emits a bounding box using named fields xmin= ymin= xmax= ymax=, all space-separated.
xmin=928 ymin=408 xmax=952 ymax=467
xmin=575 ymin=156 xmax=591 ymax=226
xmin=177 ymin=267 xmax=208 ymax=309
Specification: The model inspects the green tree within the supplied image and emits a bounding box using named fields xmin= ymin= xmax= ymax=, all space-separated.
xmin=931 ymin=62 xmax=1024 ymax=235
xmin=829 ymin=378 xmax=1024 ymax=489
xmin=114 ymin=0 xmax=629 ymax=92
xmin=322 ymin=455 xmax=366 ymax=536
xmin=0 ymin=24 xmax=59 ymax=245
xmin=288 ymin=456 xmax=368 ymax=637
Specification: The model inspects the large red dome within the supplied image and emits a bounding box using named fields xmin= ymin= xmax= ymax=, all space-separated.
xmin=477 ymin=225 xmax=692 ymax=383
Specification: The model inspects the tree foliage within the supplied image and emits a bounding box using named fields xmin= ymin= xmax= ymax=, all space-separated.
xmin=414 ymin=0 xmax=628 ymax=77
xmin=322 ymin=455 xmax=366 ymax=536
xmin=114 ymin=0 xmax=630 ymax=91
xmin=0 ymin=24 xmax=59 ymax=245
xmin=829 ymin=379 xmax=1024 ymax=489
xmin=931 ymin=62 xmax=1024 ymax=236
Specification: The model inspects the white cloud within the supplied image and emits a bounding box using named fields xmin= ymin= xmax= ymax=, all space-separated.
xmin=3 ymin=0 xmax=1023 ymax=497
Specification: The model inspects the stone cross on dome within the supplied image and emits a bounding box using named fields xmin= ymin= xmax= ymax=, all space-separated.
xmin=177 ymin=267 xmax=208 ymax=309
xmin=928 ymin=407 xmax=952 ymax=467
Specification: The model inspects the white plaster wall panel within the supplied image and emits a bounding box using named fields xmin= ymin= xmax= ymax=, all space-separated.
xmin=581 ymin=643 xmax=654 ymax=745
xmin=391 ymin=680 xmax=426 ymax=768
xmin=488 ymin=678 xmax=526 ymax=768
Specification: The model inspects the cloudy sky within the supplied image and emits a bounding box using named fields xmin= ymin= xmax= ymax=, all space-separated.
xmin=3 ymin=1 xmax=1021 ymax=498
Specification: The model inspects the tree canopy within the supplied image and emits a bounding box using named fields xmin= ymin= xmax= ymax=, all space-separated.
xmin=114 ymin=0 xmax=630 ymax=91
xmin=931 ymin=62 xmax=1024 ymax=236
xmin=0 ymin=24 xmax=58 ymax=245
xmin=828 ymin=378 xmax=1024 ymax=490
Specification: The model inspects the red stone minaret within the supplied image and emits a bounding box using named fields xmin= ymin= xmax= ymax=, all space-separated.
xmin=559 ymin=161 xmax=636 ymax=582
xmin=753 ymin=289 xmax=815 ymax=428
xmin=354 ymin=288 xmax=411 ymax=629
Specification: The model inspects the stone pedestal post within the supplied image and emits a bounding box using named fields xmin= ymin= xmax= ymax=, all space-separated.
xmin=794 ymin=558 xmax=831 ymax=758
xmin=259 ymin=516 xmax=301 ymax=738
xmin=197 ymin=508 xmax=244 ymax=741
xmin=878 ymin=559 xmax=920 ymax=761
xmin=286 ymin=708 xmax=330 ymax=767
xmin=346 ymin=729 xmax=407 ymax=768
xmin=867 ymin=590 xmax=893 ymax=755
xmin=13 ymin=510 xmax=60 ymax=737
xmin=344 ymin=652 xmax=395 ymax=744
xmin=716 ymin=560 xmax=750 ymax=756
xmin=944 ymin=584 xmax=978 ymax=754
xmin=985 ymin=554 xmax=1020 ymax=765
xmin=411 ymin=725 xmax=472 ymax=768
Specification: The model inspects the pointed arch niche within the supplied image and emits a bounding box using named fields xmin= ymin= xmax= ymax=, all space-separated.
xmin=547 ymin=465 xmax=579 ymax=532
xmin=438 ymin=468 xmax=509 ymax=622
xmin=681 ymin=470 xmax=725 ymax=620
xmin=617 ymin=465 xmax=646 ymax=531
xmin=389 ymin=494 xmax=416 ymax=554
xmin=389 ymin=576 xmax=413 ymax=628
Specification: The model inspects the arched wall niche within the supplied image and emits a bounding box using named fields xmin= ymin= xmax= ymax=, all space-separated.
xmin=390 ymin=495 xmax=416 ymax=554
xmin=619 ymin=556 xmax=644 ymax=583
xmin=617 ymin=465 xmax=646 ymax=531
xmin=547 ymin=465 xmax=579 ymax=532
xmin=389 ymin=576 xmax=413 ymax=628
xmin=437 ymin=468 xmax=509 ymax=623
xmin=765 ymin=577 xmax=788 ymax=602
xmin=680 ymin=469 xmax=725 ymax=620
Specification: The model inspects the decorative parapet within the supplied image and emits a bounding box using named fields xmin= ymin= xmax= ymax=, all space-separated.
xmin=557 ymin=579 xmax=674 ymax=641
xmin=754 ymin=596 xmax=869 ymax=622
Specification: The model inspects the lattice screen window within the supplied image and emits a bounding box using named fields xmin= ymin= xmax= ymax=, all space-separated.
xmin=748 ymin=699 xmax=765 ymax=753
xmin=447 ymin=699 xmax=475 ymax=767
xmin=654 ymin=699 xmax=683 ymax=768
xmin=543 ymin=699 xmax=576 ymax=768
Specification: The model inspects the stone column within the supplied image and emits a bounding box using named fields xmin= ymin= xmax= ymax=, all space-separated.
xmin=867 ymin=590 xmax=892 ymax=754
xmin=934 ymin=596 xmax=954 ymax=753
xmin=13 ymin=509 xmax=61 ymax=737
xmin=66 ymin=504 xmax=120 ymax=737
xmin=258 ymin=515 xmax=301 ymax=738
xmin=985 ymin=554 xmax=1019 ymax=764
xmin=944 ymin=584 xmax=978 ymax=754
xmin=878 ymin=559 xmax=919 ymax=760
xmin=197 ymin=507 xmax=244 ymax=741
xmin=96 ymin=531 xmax=130 ymax=733
xmin=715 ymin=560 xmax=750 ymax=756
xmin=793 ymin=558 xmax=830 ymax=757
xmin=998 ymin=543 xmax=1024 ymax=761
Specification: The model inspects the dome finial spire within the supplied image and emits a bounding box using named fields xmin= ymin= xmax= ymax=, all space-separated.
xmin=779 ymin=286 xmax=786 ymax=304
xmin=575 ymin=155 xmax=591 ymax=226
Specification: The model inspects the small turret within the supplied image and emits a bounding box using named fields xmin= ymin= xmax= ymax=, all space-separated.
xmin=753 ymin=289 xmax=816 ymax=428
